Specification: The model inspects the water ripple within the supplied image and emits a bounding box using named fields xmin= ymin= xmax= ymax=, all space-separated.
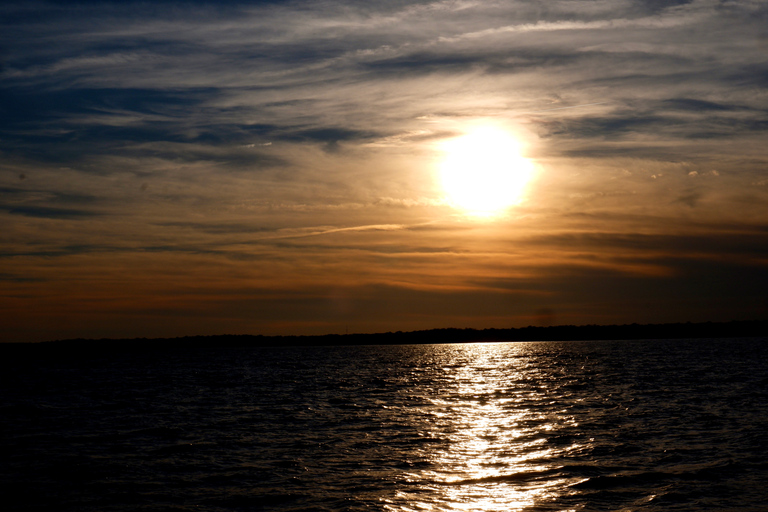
xmin=1 ymin=339 xmax=767 ymax=511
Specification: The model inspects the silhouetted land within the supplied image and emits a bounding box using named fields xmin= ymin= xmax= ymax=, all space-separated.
xmin=4 ymin=320 xmax=767 ymax=352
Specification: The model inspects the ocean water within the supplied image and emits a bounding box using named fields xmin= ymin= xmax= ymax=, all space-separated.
xmin=1 ymin=338 xmax=767 ymax=511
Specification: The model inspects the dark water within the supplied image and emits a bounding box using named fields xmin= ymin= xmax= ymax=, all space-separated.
xmin=2 ymin=339 xmax=767 ymax=511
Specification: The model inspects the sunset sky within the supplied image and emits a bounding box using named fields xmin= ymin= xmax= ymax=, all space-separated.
xmin=2 ymin=0 xmax=767 ymax=342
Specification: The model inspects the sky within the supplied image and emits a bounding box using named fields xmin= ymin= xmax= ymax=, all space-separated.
xmin=1 ymin=0 xmax=767 ymax=342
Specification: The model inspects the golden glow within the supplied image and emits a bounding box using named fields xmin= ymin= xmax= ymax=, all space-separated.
xmin=439 ymin=125 xmax=534 ymax=217
xmin=382 ymin=343 xmax=585 ymax=512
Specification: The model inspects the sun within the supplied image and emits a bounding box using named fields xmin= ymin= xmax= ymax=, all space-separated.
xmin=438 ymin=125 xmax=534 ymax=217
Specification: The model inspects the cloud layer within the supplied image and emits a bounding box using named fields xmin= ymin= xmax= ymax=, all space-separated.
xmin=2 ymin=0 xmax=767 ymax=341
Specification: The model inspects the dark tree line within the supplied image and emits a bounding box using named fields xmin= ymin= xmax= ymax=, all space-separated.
xmin=13 ymin=319 xmax=767 ymax=351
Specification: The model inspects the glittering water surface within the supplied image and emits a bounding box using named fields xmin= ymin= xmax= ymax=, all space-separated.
xmin=2 ymin=339 xmax=767 ymax=511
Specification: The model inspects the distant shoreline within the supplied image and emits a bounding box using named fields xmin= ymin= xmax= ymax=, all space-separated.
xmin=5 ymin=320 xmax=767 ymax=349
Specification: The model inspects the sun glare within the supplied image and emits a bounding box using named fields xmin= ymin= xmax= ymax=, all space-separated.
xmin=439 ymin=125 xmax=534 ymax=217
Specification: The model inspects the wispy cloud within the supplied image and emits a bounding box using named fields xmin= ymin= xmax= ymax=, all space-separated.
xmin=1 ymin=0 xmax=767 ymax=340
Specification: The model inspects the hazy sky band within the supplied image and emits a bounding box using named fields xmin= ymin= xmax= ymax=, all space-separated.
xmin=1 ymin=0 xmax=767 ymax=341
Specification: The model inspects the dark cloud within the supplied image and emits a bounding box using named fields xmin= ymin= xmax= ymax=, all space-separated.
xmin=283 ymin=127 xmax=380 ymax=146
xmin=0 ymin=187 xmax=101 ymax=217
xmin=638 ymin=0 xmax=695 ymax=14
xmin=156 ymin=221 xmax=277 ymax=234
xmin=361 ymin=48 xmax=583 ymax=78
xmin=520 ymin=230 xmax=768 ymax=260
xmin=0 ymin=273 xmax=45 ymax=283
xmin=362 ymin=53 xmax=489 ymax=74
xmin=6 ymin=205 xmax=99 ymax=219
xmin=662 ymin=98 xmax=741 ymax=112
xmin=726 ymin=65 xmax=768 ymax=88
xmin=674 ymin=190 xmax=702 ymax=208
xmin=542 ymin=98 xmax=768 ymax=145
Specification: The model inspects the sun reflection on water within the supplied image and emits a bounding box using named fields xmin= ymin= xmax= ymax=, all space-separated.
xmin=385 ymin=343 xmax=585 ymax=511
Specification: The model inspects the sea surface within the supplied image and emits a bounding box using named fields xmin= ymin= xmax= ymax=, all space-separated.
xmin=1 ymin=338 xmax=767 ymax=511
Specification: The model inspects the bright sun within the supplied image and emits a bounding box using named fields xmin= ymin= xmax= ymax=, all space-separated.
xmin=439 ymin=125 xmax=534 ymax=217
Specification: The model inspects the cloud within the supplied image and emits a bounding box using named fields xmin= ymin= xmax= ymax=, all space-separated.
xmin=4 ymin=0 xmax=766 ymax=156
xmin=2 ymin=0 xmax=768 ymax=341
xmin=5 ymin=205 xmax=99 ymax=219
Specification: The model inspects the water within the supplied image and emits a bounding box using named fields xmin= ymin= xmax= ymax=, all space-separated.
xmin=1 ymin=338 xmax=767 ymax=511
